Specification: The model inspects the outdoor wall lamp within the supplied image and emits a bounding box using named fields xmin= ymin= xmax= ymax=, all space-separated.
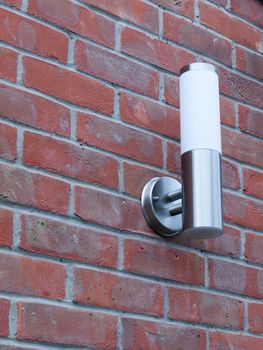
xmin=141 ymin=62 xmax=223 ymax=239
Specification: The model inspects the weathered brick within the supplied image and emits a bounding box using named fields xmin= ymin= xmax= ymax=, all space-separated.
xmin=81 ymin=0 xmax=159 ymax=33
xmin=123 ymin=318 xmax=206 ymax=350
xmin=0 ymin=8 xmax=68 ymax=62
xmin=124 ymin=239 xmax=205 ymax=285
xmin=121 ymin=26 xmax=194 ymax=75
xmin=0 ymin=0 xmax=21 ymax=8
xmin=17 ymin=302 xmax=118 ymax=349
xmin=231 ymin=0 xmax=263 ymax=27
xmin=164 ymin=12 xmax=232 ymax=66
xmin=169 ymin=288 xmax=244 ymax=329
xmin=119 ymin=91 xmax=180 ymax=139
xmin=222 ymin=159 xmax=240 ymax=190
xmin=0 ymin=163 xmax=70 ymax=215
xmin=200 ymin=1 xmax=262 ymax=52
xmin=236 ymin=46 xmax=263 ymax=80
xmin=223 ymin=192 xmax=263 ymax=231
xmin=74 ymin=268 xmax=164 ymax=316
xmin=0 ymin=207 xmax=13 ymax=247
xmin=248 ymin=303 xmax=263 ymax=334
xmin=173 ymin=225 xmax=241 ymax=258
xmin=151 ymin=0 xmax=194 ymax=18
xmin=0 ymin=252 xmax=65 ymax=299
xmin=0 ymin=46 xmax=17 ymax=82
xmin=238 ymin=105 xmax=263 ymax=139
xmin=77 ymin=112 xmax=163 ymax=167
xmin=28 ymin=0 xmax=115 ymax=48
xmin=219 ymin=67 xmax=263 ymax=109
xmin=164 ymin=74 xmax=179 ymax=108
xmin=20 ymin=213 xmax=118 ymax=267
xmin=243 ymin=168 xmax=263 ymax=200
xmin=0 ymin=298 xmax=9 ymax=337
xmin=0 ymin=122 xmax=17 ymax=161
xmin=167 ymin=141 xmax=181 ymax=173
xmin=0 ymin=83 xmax=71 ymax=137
xmin=23 ymin=56 xmax=114 ymax=115
xmin=245 ymin=232 xmax=263 ymax=265
xmin=209 ymin=258 xmax=263 ymax=298
xmin=74 ymin=186 xmax=153 ymax=236
xmin=220 ymin=96 xmax=235 ymax=127
xmin=123 ymin=162 xmax=172 ymax=198
xmin=75 ymin=39 xmax=159 ymax=98
xmin=23 ymin=131 xmax=119 ymax=189
xmin=210 ymin=331 xmax=263 ymax=350
xmin=222 ymin=127 xmax=263 ymax=167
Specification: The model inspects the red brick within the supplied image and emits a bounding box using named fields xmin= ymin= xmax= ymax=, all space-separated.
xmin=123 ymin=162 xmax=173 ymax=198
xmin=248 ymin=303 xmax=263 ymax=334
xmin=220 ymin=96 xmax=235 ymax=127
xmin=75 ymin=186 xmax=153 ymax=236
xmin=124 ymin=239 xmax=205 ymax=285
xmin=81 ymin=0 xmax=159 ymax=33
xmin=123 ymin=318 xmax=206 ymax=350
xmin=173 ymin=225 xmax=241 ymax=258
xmin=0 ymin=8 xmax=68 ymax=62
xmin=200 ymin=1 xmax=262 ymax=52
xmin=245 ymin=232 xmax=263 ymax=265
xmin=169 ymin=288 xmax=244 ymax=329
xmin=164 ymin=13 xmax=232 ymax=66
xmin=0 ymin=163 xmax=70 ymax=215
xmin=164 ymin=74 xmax=179 ymax=108
xmin=77 ymin=112 xmax=163 ymax=167
xmin=0 ymin=208 xmax=13 ymax=247
xmin=167 ymin=141 xmax=181 ymax=174
xmin=121 ymin=26 xmax=194 ymax=75
xmin=231 ymin=0 xmax=263 ymax=27
xmin=224 ymin=192 xmax=263 ymax=231
xmin=0 ymin=0 xmax=21 ymax=8
xmin=28 ymin=0 xmax=115 ymax=48
xmin=151 ymin=0 xmax=194 ymax=18
xmin=222 ymin=128 xmax=263 ymax=167
xmin=0 ymin=46 xmax=17 ymax=82
xmin=209 ymin=258 xmax=263 ymax=298
xmin=236 ymin=46 xmax=263 ymax=80
xmin=74 ymin=268 xmax=164 ymax=316
xmin=23 ymin=56 xmax=114 ymax=115
xmin=0 ymin=83 xmax=71 ymax=137
xmin=0 ymin=298 xmax=9 ymax=337
xmin=243 ymin=168 xmax=263 ymax=200
xmin=23 ymin=131 xmax=118 ymax=189
xmin=219 ymin=67 xmax=263 ymax=108
xmin=0 ymin=122 xmax=17 ymax=161
xmin=0 ymin=252 xmax=65 ymax=299
xmin=119 ymin=92 xmax=180 ymax=139
xmin=238 ymin=105 xmax=263 ymax=139
xmin=75 ymin=39 xmax=159 ymax=99
xmin=210 ymin=331 xmax=263 ymax=350
xmin=222 ymin=159 xmax=240 ymax=190
xmin=17 ymin=302 xmax=118 ymax=349
xmin=20 ymin=213 xmax=118 ymax=268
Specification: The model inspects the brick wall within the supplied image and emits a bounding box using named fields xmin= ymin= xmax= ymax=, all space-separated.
xmin=0 ymin=0 xmax=262 ymax=349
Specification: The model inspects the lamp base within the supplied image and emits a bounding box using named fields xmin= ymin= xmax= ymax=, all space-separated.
xmin=141 ymin=177 xmax=182 ymax=237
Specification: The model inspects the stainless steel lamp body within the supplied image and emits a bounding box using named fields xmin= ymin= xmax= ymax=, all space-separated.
xmin=182 ymin=149 xmax=223 ymax=239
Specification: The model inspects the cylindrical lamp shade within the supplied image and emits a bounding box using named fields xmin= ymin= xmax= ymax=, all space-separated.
xmin=180 ymin=63 xmax=223 ymax=239
xmin=180 ymin=63 xmax=221 ymax=155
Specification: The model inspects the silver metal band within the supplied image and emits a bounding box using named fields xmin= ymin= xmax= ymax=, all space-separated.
xmin=180 ymin=62 xmax=218 ymax=76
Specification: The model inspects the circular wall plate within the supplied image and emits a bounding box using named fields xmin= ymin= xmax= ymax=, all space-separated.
xmin=141 ymin=177 xmax=182 ymax=237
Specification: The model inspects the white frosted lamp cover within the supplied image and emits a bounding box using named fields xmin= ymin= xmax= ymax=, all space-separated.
xmin=179 ymin=63 xmax=222 ymax=155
